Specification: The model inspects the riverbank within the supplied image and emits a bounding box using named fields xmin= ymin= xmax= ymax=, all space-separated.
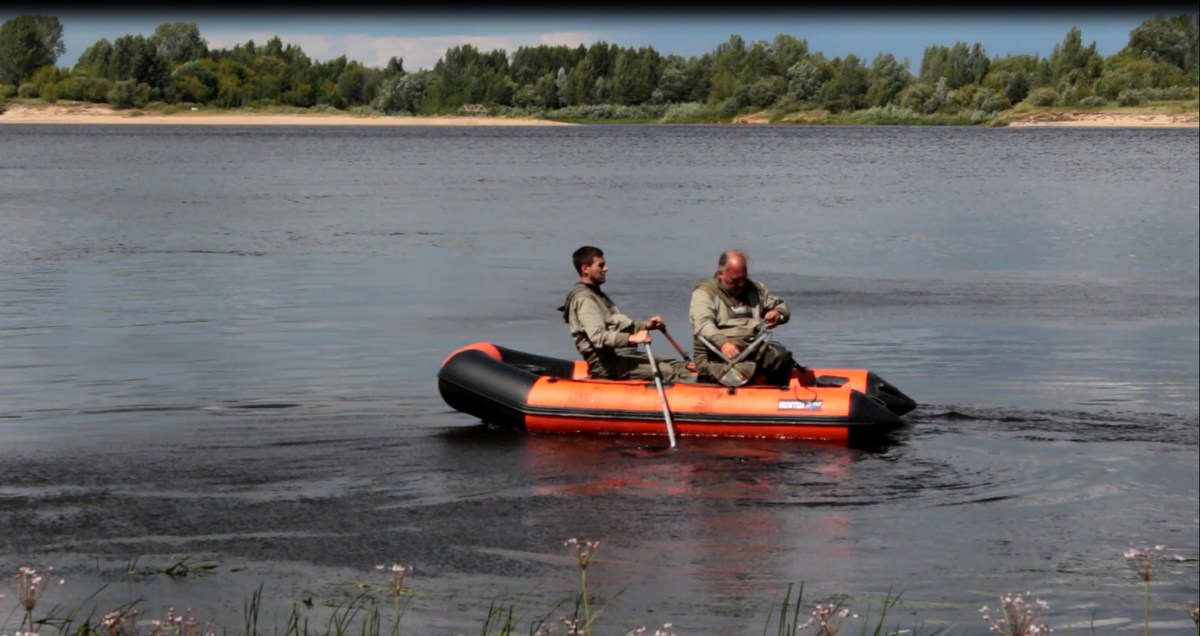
xmin=1002 ymin=109 xmax=1199 ymax=127
xmin=0 ymin=101 xmax=576 ymax=126
xmin=2 ymin=100 xmax=1197 ymax=127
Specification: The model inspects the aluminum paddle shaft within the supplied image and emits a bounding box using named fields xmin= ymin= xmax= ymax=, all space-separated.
xmin=645 ymin=343 xmax=677 ymax=448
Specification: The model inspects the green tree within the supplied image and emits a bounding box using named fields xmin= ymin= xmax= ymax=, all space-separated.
xmin=1125 ymin=14 xmax=1199 ymax=80
xmin=653 ymin=55 xmax=689 ymax=103
xmin=107 ymin=78 xmax=152 ymax=108
xmin=149 ymin=22 xmax=207 ymax=66
xmin=770 ymin=34 xmax=808 ymax=75
xmin=987 ymin=54 xmax=1037 ymax=103
xmin=110 ymin=34 xmax=168 ymax=89
xmin=565 ymin=55 xmax=597 ymax=105
xmin=57 ymin=70 xmax=112 ymax=102
xmin=1048 ymin=26 xmax=1102 ymax=84
xmin=75 ymin=38 xmax=113 ymax=74
xmin=336 ymin=61 xmax=370 ymax=106
xmin=0 ymin=15 xmax=64 ymax=85
xmin=919 ymin=41 xmax=988 ymax=89
xmin=820 ymin=54 xmax=869 ymax=112
xmin=165 ymin=60 xmax=216 ymax=103
xmin=610 ymin=47 xmax=659 ymax=105
xmin=372 ymin=70 xmax=430 ymax=113
xmin=786 ymin=57 xmax=827 ymax=103
xmin=866 ymin=52 xmax=912 ymax=107
xmin=740 ymin=76 xmax=785 ymax=108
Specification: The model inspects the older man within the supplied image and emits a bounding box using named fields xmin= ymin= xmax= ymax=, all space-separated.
xmin=689 ymin=249 xmax=796 ymax=385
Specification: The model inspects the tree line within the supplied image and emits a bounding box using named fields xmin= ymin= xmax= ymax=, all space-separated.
xmin=1 ymin=14 xmax=1196 ymax=121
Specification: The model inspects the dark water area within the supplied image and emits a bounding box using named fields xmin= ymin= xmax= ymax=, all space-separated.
xmin=1 ymin=124 xmax=1197 ymax=634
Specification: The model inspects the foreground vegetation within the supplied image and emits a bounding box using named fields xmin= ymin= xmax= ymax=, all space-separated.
xmin=4 ymin=541 xmax=1197 ymax=635
xmin=0 ymin=13 xmax=1197 ymax=126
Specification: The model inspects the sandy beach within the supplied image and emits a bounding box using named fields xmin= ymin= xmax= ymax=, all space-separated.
xmin=1003 ymin=110 xmax=1199 ymax=127
xmin=0 ymin=101 xmax=576 ymax=126
xmin=2 ymin=100 xmax=1197 ymax=127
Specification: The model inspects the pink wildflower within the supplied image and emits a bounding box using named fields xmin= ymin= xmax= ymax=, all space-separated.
xmin=564 ymin=538 xmax=599 ymax=570
xmin=979 ymin=592 xmax=1052 ymax=635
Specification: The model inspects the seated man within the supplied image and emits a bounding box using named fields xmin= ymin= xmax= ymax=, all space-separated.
xmin=689 ymin=249 xmax=797 ymax=385
xmin=559 ymin=245 xmax=691 ymax=383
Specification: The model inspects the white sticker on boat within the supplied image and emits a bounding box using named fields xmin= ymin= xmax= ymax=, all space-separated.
xmin=777 ymin=399 xmax=823 ymax=411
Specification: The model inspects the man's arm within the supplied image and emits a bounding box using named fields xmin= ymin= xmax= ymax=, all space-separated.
xmin=689 ymin=288 xmax=728 ymax=347
xmin=758 ymin=282 xmax=790 ymax=325
xmin=573 ymin=296 xmax=633 ymax=350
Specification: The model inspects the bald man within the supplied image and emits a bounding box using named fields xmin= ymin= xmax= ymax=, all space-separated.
xmin=689 ymin=249 xmax=796 ymax=385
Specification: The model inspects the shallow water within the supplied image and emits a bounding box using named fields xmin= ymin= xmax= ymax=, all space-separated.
xmin=1 ymin=124 xmax=1197 ymax=634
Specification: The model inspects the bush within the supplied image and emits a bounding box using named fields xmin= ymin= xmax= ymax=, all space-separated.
xmin=1146 ymin=85 xmax=1196 ymax=100
xmin=1079 ymin=95 xmax=1108 ymax=106
xmin=1026 ymin=87 xmax=1058 ymax=106
xmin=1117 ymin=89 xmax=1149 ymax=106
xmin=18 ymin=82 xmax=39 ymax=98
xmin=544 ymin=103 xmax=668 ymax=120
xmin=898 ymin=82 xmax=935 ymax=112
xmin=971 ymin=87 xmax=1010 ymax=113
xmin=660 ymin=102 xmax=710 ymax=122
xmin=715 ymin=97 xmax=741 ymax=119
xmin=107 ymin=80 xmax=153 ymax=109
xmin=57 ymin=75 xmax=112 ymax=103
xmin=845 ymin=104 xmax=924 ymax=122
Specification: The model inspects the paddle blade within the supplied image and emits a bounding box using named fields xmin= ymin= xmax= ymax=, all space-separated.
xmin=713 ymin=361 xmax=756 ymax=386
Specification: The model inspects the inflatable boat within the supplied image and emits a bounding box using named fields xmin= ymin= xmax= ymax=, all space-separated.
xmin=437 ymin=342 xmax=917 ymax=444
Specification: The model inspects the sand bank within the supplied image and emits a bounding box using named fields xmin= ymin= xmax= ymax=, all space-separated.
xmin=3 ymin=101 xmax=1197 ymax=127
xmin=1003 ymin=110 xmax=1198 ymax=128
xmin=0 ymin=101 xmax=576 ymax=126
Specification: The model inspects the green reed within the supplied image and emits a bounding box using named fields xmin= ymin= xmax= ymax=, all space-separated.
xmin=4 ymin=540 xmax=1197 ymax=636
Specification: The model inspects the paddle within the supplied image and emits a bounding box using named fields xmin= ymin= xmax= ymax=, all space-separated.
xmin=645 ymin=343 xmax=677 ymax=448
xmin=698 ymin=323 xmax=771 ymax=387
xmin=658 ymin=325 xmax=692 ymax=363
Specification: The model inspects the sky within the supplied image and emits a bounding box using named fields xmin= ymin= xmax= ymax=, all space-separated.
xmin=3 ymin=9 xmax=1197 ymax=74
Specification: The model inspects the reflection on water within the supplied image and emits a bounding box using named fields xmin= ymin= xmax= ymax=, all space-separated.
xmin=1 ymin=125 xmax=1196 ymax=634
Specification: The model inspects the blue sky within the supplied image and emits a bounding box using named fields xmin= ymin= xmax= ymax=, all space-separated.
xmin=3 ymin=10 xmax=1195 ymax=73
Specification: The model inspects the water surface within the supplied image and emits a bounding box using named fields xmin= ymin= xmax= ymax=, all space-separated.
xmin=1 ymin=124 xmax=1197 ymax=634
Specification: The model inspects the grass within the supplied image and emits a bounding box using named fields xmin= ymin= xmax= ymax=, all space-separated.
xmin=4 ymin=541 xmax=1198 ymax=636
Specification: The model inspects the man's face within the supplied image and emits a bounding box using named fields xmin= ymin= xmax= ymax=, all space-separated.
xmin=717 ymin=261 xmax=747 ymax=296
xmin=581 ymin=256 xmax=608 ymax=285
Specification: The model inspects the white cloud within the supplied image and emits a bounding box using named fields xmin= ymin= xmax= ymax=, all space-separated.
xmin=203 ymin=30 xmax=599 ymax=71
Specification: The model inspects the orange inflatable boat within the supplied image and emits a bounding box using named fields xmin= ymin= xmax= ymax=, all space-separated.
xmin=437 ymin=342 xmax=917 ymax=444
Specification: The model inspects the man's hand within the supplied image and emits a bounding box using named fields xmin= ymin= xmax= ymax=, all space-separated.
xmin=720 ymin=341 xmax=740 ymax=360
xmin=645 ymin=316 xmax=665 ymax=331
xmin=629 ymin=329 xmax=653 ymax=345
xmin=764 ymin=309 xmax=782 ymax=328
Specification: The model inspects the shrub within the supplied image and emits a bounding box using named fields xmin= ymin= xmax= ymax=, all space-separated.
xmin=1026 ymin=87 xmax=1059 ymax=106
xmin=898 ymin=82 xmax=935 ymax=112
xmin=18 ymin=82 xmax=39 ymax=98
xmin=1117 ymin=89 xmax=1149 ymax=106
xmin=972 ymin=87 xmax=1010 ymax=113
xmin=107 ymin=80 xmax=153 ymax=109
xmin=660 ymin=102 xmax=710 ymax=122
xmin=545 ymin=103 xmax=667 ymax=120
xmin=1146 ymin=85 xmax=1196 ymax=100
xmin=845 ymin=104 xmax=924 ymax=122
xmin=1079 ymin=95 xmax=1108 ymax=106
xmin=56 ymin=75 xmax=112 ymax=102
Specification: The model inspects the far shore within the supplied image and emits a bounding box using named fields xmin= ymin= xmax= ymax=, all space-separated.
xmin=0 ymin=102 xmax=576 ymax=126
xmin=2 ymin=100 xmax=1197 ymax=127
